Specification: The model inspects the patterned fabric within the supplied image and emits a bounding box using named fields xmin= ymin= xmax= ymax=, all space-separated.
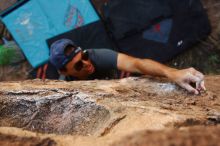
xmin=142 ymin=19 xmax=173 ymax=44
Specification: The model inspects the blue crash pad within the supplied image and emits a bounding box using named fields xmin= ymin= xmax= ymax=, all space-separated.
xmin=1 ymin=0 xmax=99 ymax=67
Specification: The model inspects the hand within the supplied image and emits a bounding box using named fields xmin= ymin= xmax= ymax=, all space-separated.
xmin=168 ymin=67 xmax=206 ymax=94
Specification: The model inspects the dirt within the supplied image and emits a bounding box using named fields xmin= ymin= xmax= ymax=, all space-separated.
xmin=0 ymin=76 xmax=219 ymax=146
xmin=0 ymin=0 xmax=17 ymax=12
xmin=0 ymin=61 xmax=31 ymax=81
xmin=0 ymin=133 xmax=57 ymax=146
xmin=112 ymin=126 xmax=220 ymax=146
xmin=0 ymin=0 xmax=16 ymax=44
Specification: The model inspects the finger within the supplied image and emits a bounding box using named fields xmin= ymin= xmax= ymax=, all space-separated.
xmin=179 ymin=83 xmax=199 ymax=95
xmin=199 ymin=80 xmax=206 ymax=91
xmin=187 ymin=74 xmax=204 ymax=90
xmin=194 ymin=71 xmax=205 ymax=91
xmin=187 ymin=74 xmax=200 ymax=89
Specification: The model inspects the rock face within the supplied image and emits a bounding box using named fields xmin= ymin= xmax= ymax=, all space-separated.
xmin=0 ymin=76 xmax=220 ymax=146
xmin=0 ymin=89 xmax=110 ymax=135
xmin=0 ymin=0 xmax=220 ymax=81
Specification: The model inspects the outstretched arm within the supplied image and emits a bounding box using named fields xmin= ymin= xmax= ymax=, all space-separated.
xmin=117 ymin=53 xmax=206 ymax=94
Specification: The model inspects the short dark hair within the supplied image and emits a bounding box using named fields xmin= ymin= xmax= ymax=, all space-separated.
xmin=59 ymin=66 xmax=67 ymax=72
xmin=64 ymin=44 xmax=77 ymax=55
xmin=59 ymin=44 xmax=78 ymax=72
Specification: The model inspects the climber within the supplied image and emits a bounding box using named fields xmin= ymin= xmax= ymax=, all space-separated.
xmin=50 ymin=38 xmax=206 ymax=95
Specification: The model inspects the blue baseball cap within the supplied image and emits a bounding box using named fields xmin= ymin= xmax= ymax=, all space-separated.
xmin=49 ymin=38 xmax=81 ymax=70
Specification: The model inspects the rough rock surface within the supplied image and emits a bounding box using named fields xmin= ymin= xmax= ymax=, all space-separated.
xmin=0 ymin=0 xmax=220 ymax=81
xmin=0 ymin=76 xmax=220 ymax=146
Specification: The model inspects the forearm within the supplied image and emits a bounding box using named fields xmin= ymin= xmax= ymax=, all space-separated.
xmin=117 ymin=53 xmax=177 ymax=78
xmin=135 ymin=59 xmax=177 ymax=78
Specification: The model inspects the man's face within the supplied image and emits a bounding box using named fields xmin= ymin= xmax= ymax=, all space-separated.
xmin=60 ymin=47 xmax=95 ymax=79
